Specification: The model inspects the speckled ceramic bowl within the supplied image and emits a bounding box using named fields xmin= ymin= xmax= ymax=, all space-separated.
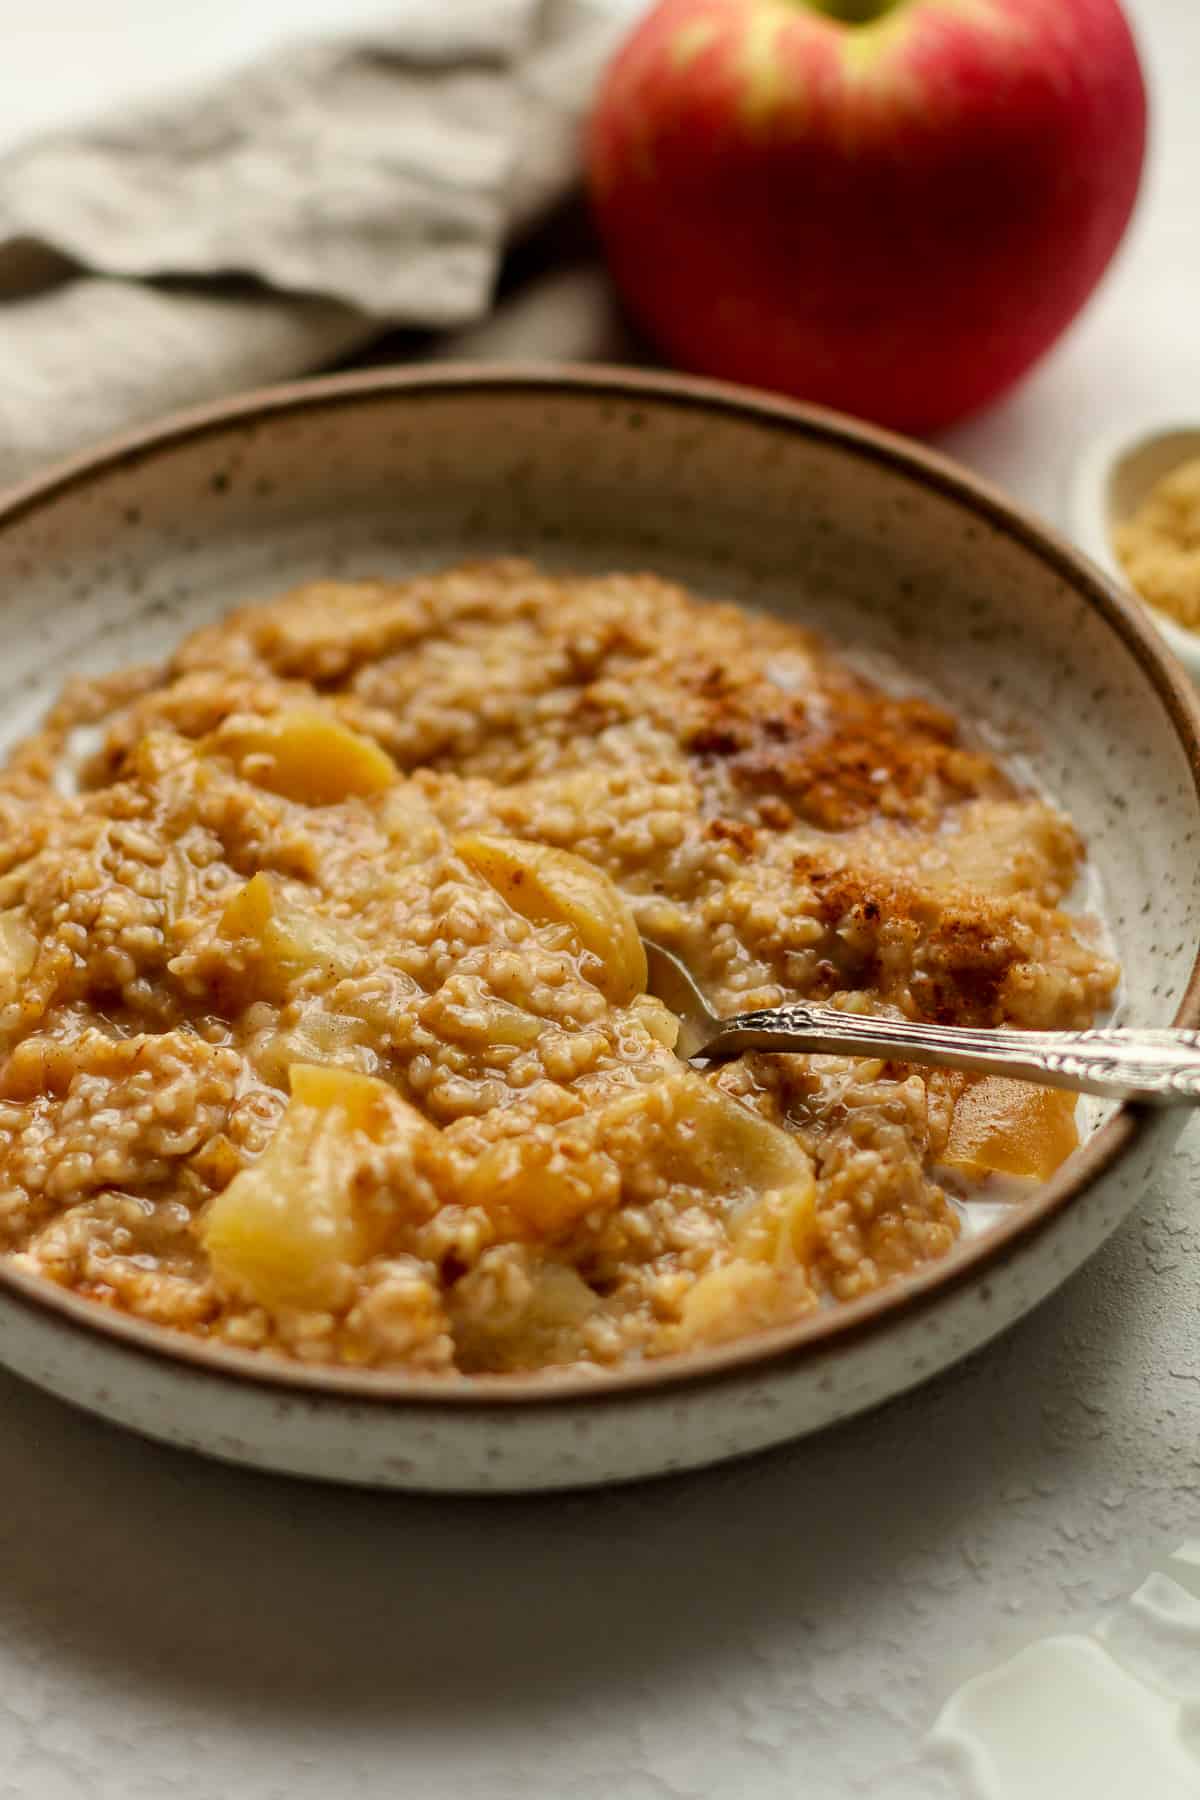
xmin=0 ymin=366 xmax=1197 ymax=1492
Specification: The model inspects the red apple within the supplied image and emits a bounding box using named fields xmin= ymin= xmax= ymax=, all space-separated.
xmin=587 ymin=0 xmax=1147 ymax=433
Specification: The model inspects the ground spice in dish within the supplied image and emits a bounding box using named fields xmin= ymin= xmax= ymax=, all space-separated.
xmin=1114 ymin=455 xmax=1200 ymax=629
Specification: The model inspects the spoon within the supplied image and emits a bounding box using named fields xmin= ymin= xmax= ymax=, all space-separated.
xmin=641 ymin=939 xmax=1200 ymax=1105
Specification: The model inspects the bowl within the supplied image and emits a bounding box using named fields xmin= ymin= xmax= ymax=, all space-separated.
xmin=1070 ymin=421 xmax=1200 ymax=679
xmin=0 ymin=365 xmax=1197 ymax=1492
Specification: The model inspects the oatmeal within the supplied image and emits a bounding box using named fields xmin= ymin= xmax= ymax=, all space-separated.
xmin=0 ymin=562 xmax=1118 ymax=1373
xmin=1115 ymin=455 xmax=1200 ymax=629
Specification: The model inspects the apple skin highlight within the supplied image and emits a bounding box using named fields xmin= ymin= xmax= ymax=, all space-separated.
xmin=587 ymin=0 xmax=1148 ymax=434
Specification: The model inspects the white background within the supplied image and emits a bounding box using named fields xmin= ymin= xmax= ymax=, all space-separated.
xmin=1 ymin=3 xmax=1199 ymax=1796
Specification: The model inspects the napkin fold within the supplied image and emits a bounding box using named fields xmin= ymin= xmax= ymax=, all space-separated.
xmin=0 ymin=0 xmax=627 ymax=487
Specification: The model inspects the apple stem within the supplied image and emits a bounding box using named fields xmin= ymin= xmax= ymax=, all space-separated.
xmin=798 ymin=0 xmax=906 ymax=23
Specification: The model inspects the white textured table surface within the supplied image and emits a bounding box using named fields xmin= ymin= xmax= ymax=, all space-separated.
xmin=1 ymin=3 xmax=1198 ymax=1796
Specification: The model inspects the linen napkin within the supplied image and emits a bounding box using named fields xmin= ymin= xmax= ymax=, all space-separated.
xmin=0 ymin=0 xmax=630 ymax=488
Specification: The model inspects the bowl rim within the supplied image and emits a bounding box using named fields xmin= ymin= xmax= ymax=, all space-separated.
xmin=1 ymin=359 xmax=1198 ymax=1413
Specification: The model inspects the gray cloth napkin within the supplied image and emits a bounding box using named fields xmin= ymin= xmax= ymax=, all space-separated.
xmin=0 ymin=0 xmax=629 ymax=487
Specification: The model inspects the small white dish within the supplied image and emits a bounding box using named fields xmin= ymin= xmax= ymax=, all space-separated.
xmin=1071 ymin=421 xmax=1200 ymax=679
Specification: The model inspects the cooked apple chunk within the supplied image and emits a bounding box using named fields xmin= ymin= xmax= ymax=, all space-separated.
xmin=455 ymin=833 xmax=647 ymax=1005
xmin=671 ymin=1259 xmax=810 ymax=1352
xmin=730 ymin=1179 xmax=818 ymax=1270
xmin=0 ymin=908 xmax=36 ymax=999
xmin=465 ymin=1068 xmax=815 ymax=1241
xmin=201 ymin=1063 xmax=436 ymax=1312
xmin=220 ymin=872 xmax=365 ymax=999
xmin=942 ymin=1076 xmax=1080 ymax=1182
xmin=208 ymin=708 xmax=396 ymax=804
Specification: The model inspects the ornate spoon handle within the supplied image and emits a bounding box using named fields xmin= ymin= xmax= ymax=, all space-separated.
xmin=703 ymin=1008 xmax=1200 ymax=1105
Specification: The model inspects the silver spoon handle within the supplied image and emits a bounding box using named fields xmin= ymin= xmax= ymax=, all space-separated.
xmin=703 ymin=1008 xmax=1200 ymax=1105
